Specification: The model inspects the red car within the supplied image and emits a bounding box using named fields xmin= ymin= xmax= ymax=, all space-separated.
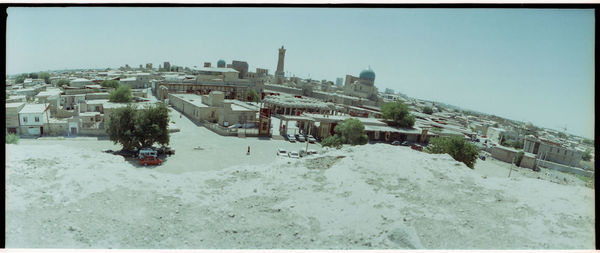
xmin=411 ymin=144 xmax=424 ymax=151
xmin=140 ymin=156 xmax=162 ymax=166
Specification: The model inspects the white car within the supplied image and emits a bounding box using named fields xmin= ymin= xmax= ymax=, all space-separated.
xmin=277 ymin=148 xmax=287 ymax=156
xmin=307 ymin=135 xmax=317 ymax=143
xmin=287 ymin=134 xmax=296 ymax=142
xmin=297 ymin=135 xmax=306 ymax=142
xmin=308 ymin=149 xmax=318 ymax=155
xmin=288 ymin=151 xmax=300 ymax=159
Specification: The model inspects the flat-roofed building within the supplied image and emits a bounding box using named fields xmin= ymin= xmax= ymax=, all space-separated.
xmin=6 ymin=102 xmax=26 ymax=134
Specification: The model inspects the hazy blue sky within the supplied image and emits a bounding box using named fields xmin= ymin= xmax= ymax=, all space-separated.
xmin=6 ymin=8 xmax=595 ymax=139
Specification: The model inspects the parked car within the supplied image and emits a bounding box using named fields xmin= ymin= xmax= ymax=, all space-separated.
xmin=140 ymin=156 xmax=162 ymax=166
xmin=287 ymin=134 xmax=296 ymax=143
xmin=102 ymin=149 xmax=113 ymax=153
xmin=411 ymin=144 xmax=424 ymax=151
xmin=288 ymin=151 xmax=301 ymax=159
xmin=307 ymin=135 xmax=316 ymax=143
xmin=159 ymin=146 xmax=175 ymax=156
xmin=401 ymin=141 xmax=412 ymax=146
xmin=277 ymin=148 xmax=287 ymax=156
xmin=114 ymin=149 xmax=138 ymax=158
xmin=297 ymin=135 xmax=306 ymax=142
xmin=391 ymin=141 xmax=401 ymax=146
xmin=307 ymin=149 xmax=318 ymax=155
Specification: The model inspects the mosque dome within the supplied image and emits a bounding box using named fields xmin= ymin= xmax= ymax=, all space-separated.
xmin=217 ymin=59 xmax=226 ymax=68
xmin=359 ymin=67 xmax=375 ymax=81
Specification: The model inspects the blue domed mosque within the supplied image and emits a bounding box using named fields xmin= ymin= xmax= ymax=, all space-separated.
xmin=343 ymin=66 xmax=380 ymax=102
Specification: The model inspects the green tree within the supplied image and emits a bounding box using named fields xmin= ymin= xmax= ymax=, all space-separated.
xmin=108 ymin=85 xmax=132 ymax=103
xmin=106 ymin=103 xmax=170 ymax=151
xmin=106 ymin=104 xmax=138 ymax=151
xmin=15 ymin=74 xmax=28 ymax=84
xmin=38 ymin=72 xmax=51 ymax=84
xmin=423 ymin=106 xmax=433 ymax=115
xmin=57 ymin=79 xmax=70 ymax=86
xmin=582 ymin=149 xmax=592 ymax=161
xmin=101 ymin=80 xmax=120 ymax=89
xmin=381 ymin=101 xmax=415 ymax=128
xmin=334 ymin=118 xmax=368 ymax=145
xmin=426 ymin=136 xmax=480 ymax=169
xmin=245 ymin=88 xmax=261 ymax=102
xmin=28 ymin=73 xmax=39 ymax=79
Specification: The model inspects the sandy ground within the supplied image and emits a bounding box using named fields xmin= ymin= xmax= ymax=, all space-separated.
xmin=5 ymin=111 xmax=595 ymax=249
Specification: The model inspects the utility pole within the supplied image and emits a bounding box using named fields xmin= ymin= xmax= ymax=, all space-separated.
xmin=508 ymin=155 xmax=516 ymax=178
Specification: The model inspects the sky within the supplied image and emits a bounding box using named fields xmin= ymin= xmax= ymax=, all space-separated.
xmin=6 ymin=7 xmax=595 ymax=139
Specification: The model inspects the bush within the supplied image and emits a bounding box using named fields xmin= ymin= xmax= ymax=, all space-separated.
xmin=426 ymin=136 xmax=480 ymax=169
xmin=422 ymin=106 xmax=433 ymax=115
xmin=6 ymin=133 xmax=19 ymax=144
xmin=381 ymin=101 xmax=415 ymax=128
xmin=321 ymin=135 xmax=343 ymax=149
xmin=108 ymin=85 xmax=132 ymax=103
xmin=515 ymin=151 xmax=525 ymax=166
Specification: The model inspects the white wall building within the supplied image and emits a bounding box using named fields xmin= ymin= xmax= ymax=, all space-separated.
xmin=18 ymin=103 xmax=50 ymax=136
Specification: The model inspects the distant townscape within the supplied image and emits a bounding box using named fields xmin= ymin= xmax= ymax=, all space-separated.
xmin=5 ymin=45 xmax=595 ymax=249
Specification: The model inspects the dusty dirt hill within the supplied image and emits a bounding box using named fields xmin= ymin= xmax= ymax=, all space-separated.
xmin=5 ymin=143 xmax=595 ymax=249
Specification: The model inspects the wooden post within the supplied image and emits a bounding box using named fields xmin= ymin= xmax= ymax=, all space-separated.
xmin=508 ymin=155 xmax=516 ymax=178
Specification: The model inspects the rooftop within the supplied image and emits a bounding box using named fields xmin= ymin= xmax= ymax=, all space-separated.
xmin=172 ymin=94 xmax=209 ymax=108
xmin=19 ymin=103 xmax=49 ymax=114
xmin=6 ymin=102 xmax=25 ymax=109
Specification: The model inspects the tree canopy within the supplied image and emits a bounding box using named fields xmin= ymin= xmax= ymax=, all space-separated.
xmin=245 ymin=88 xmax=261 ymax=102
xmin=108 ymin=85 xmax=132 ymax=103
xmin=101 ymin=80 xmax=120 ymax=89
xmin=426 ymin=136 xmax=480 ymax=169
xmin=15 ymin=74 xmax=28 ymax=84
xmin=106 ymin=103 xmax=170 ymax=151
xmin=322 ymin=118 xmax=368 ymax=148
xmin=57 ymin=79 xmax=70 ymax=87
xmin=381 ymin=101 xmax=415 ymax=128
xmin=39 ymin=72 xmax=51 ymax=84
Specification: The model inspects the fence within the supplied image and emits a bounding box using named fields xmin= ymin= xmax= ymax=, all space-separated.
xmin=201 ymin=120 xmax=270 ymax=137
xmin=537 ymin=159 xmax=593 ymax=177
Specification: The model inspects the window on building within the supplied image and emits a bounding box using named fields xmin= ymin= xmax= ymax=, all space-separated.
xmin=23 ymin=117 xmax=27 ymax=123
xmin=35 ymin=117 xmax=39 ymax=122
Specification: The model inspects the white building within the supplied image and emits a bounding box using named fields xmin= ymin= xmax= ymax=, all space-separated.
xmin=18 ymin=103 xmax=50 ymax=136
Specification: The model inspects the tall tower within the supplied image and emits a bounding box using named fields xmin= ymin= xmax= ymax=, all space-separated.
xmin=275 ymin=46 xmax=286 ymax=84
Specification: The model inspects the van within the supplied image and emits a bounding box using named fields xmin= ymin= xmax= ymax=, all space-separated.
xmin=138 ymin=148 xmax=158 ymax=159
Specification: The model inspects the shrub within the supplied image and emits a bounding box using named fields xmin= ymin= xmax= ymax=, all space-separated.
xmin=515 ymin=151 xmax=525 ymax=166
xmin=426 ymin=136 xmax=480 ymax=169
xmin=422 ymin=106 xmax=433 ymax=115
xmin=321 ymin=135 xmax=343 ymax=149
xmin=6 ymin=133 xmax=19 ymax=144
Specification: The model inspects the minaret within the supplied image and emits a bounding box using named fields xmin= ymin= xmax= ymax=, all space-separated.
xmin=275 ymin=46 xmax=286 ymax=84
